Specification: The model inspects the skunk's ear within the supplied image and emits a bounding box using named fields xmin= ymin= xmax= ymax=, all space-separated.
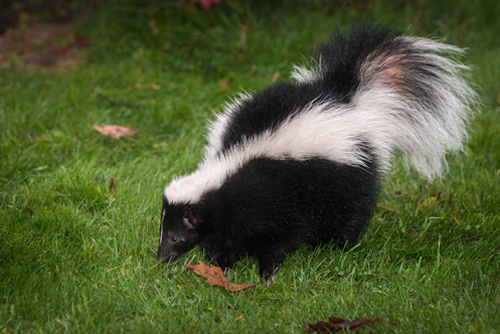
xmin=181 ymin=207 xmax=196 ymax=229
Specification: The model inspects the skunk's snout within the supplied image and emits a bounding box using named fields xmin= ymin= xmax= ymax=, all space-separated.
xmin=156 ymin=248 xmax=178 ymax=263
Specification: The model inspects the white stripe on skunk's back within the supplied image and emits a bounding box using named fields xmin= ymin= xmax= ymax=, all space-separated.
xmin=165 ymin=101 xmax=373 ymax=204
xmin=203 ymin=93 xmax=253 ymax=160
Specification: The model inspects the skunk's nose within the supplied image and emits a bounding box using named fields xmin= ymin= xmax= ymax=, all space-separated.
xmin=156 ymin=249 xmax=177 ymax=263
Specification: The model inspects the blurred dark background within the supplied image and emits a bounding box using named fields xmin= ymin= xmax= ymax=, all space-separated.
xmin=0 ymin=0 xmax=96 ymax=34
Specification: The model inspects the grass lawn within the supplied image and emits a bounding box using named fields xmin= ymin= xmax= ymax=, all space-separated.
xmin=1 ymin=0 xmax=499 ymax=332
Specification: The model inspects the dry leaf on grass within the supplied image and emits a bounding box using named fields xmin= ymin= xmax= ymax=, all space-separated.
xmin=303 ymin=316 xmax=387 ymax=332
xmin=185 ymin=261 xmax=256 ymax=292
xmin=109 ymin=177 xmax=117 ymax=191
xmin=93 ymin=124 xmax=139 ymax=139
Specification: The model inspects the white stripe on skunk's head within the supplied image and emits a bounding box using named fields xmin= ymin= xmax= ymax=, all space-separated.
xmin=159 ymin=208 xmax=165 ymax=247
xmin=164 ymin=100 xmax=373 ymax=205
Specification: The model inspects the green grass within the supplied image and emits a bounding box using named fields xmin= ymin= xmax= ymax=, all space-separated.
xmin=1 ymin=0 xmax=499 ymax=332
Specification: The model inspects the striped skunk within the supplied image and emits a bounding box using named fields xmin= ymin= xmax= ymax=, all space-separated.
xmin=157 ymin=24 xmax=478 ymax=277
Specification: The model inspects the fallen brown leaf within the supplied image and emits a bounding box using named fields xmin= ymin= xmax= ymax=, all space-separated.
xmin=93 ymin=124 xmax=139 ymax=139
xmin=185 ymin=261 xmax=256 ymax=292
xmin=303 ymin=316 xmax=386 ymax=332
xmin=109 ymin=177 xmax=117 ymax=191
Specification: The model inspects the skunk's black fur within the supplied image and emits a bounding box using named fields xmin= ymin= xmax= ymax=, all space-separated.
xmin=157 ymin=24 xmax=478 ymax=276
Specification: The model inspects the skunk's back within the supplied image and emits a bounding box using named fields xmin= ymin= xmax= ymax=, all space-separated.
xmin=239 ymin=24 xmax=478 ymax=178
xmin=166 ymin=24 xmax=479 ymax=205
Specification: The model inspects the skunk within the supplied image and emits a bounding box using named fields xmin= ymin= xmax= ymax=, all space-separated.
xmin=157 ymin=24 xmax=478 ymax=276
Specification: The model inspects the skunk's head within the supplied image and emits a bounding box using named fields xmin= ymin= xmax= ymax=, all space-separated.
xmin=157 ymin=196 xmax=202 ymax=263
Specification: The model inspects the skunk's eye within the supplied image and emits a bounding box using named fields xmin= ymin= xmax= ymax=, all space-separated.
xmin=172 ymin=237 xmax=177 ymax=242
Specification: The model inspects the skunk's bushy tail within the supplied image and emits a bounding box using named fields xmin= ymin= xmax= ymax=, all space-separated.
xmin=293 ymin=25 xmax=479 ymax=179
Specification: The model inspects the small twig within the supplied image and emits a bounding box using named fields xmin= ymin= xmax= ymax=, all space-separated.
xmin=97 ymin=93 xmax=140 ymax=109
xmin=26 ymin=204 xmax=35 ymax=216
